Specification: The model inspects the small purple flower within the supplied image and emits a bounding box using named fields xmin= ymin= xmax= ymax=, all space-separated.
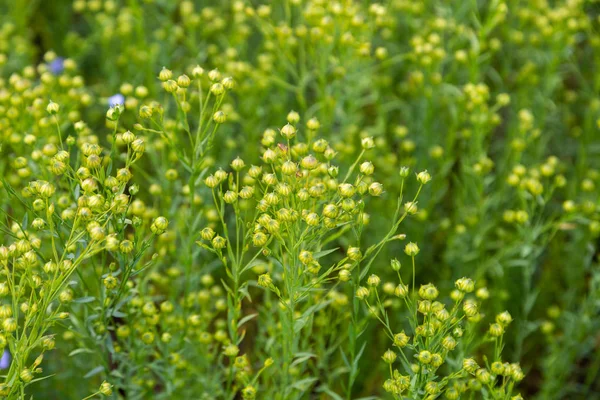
xmin=108 ymin=93 xmax=125 ymax=108
xmin=0 ymin=350 xmax=10 ymax=369
xmin=48 ymin=57 xmax=65 ymax=75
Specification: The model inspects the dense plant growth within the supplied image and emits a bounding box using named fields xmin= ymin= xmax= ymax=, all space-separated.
xmin=0 ymin=0 xmax=599 ymax=399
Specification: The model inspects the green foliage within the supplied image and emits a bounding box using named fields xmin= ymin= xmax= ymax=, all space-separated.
xmin=0 ymin=0 xmax=599 ymax=399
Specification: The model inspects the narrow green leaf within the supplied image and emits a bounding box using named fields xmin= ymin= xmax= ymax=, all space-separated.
xmin=84 ymin=366 xmax=105 ymax=379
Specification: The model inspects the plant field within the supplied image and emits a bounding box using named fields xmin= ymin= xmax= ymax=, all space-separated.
xmin=0 ymin=1 xmax=599 ymax=399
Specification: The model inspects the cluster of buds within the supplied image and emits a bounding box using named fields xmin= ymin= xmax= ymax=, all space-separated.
xmin=371 ymin=264 xmax=521 ymax=399
xmin=199 ymin=112 xmax=385 ymax=271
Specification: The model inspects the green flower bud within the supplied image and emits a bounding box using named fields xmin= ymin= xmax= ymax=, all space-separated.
xmin=418 ymin=350 xmax=432 ymax=364
xmin=46 ymin=101 xmax=60 ymax=114
xmin=463 ymin=358 xmax=479 ymax=374
xmin=367 ymin=274 xmax=381 ymax=287
xmin=393 ymin=331 xmax=410 ymax=347
xmin=404 ymin=242 xmax=419 ymax=256
xmin=158 ymin=67 xmax=173 ymax=81
xmin=382 ymin=349 xmax=397 ymax=364
xmin=281 ymin=123 xmax=296 ymax=139
xmin=416 ymin=170 xmax=431 ymax=184
xmin=356 ymin=286 xmax=370 ymax=299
